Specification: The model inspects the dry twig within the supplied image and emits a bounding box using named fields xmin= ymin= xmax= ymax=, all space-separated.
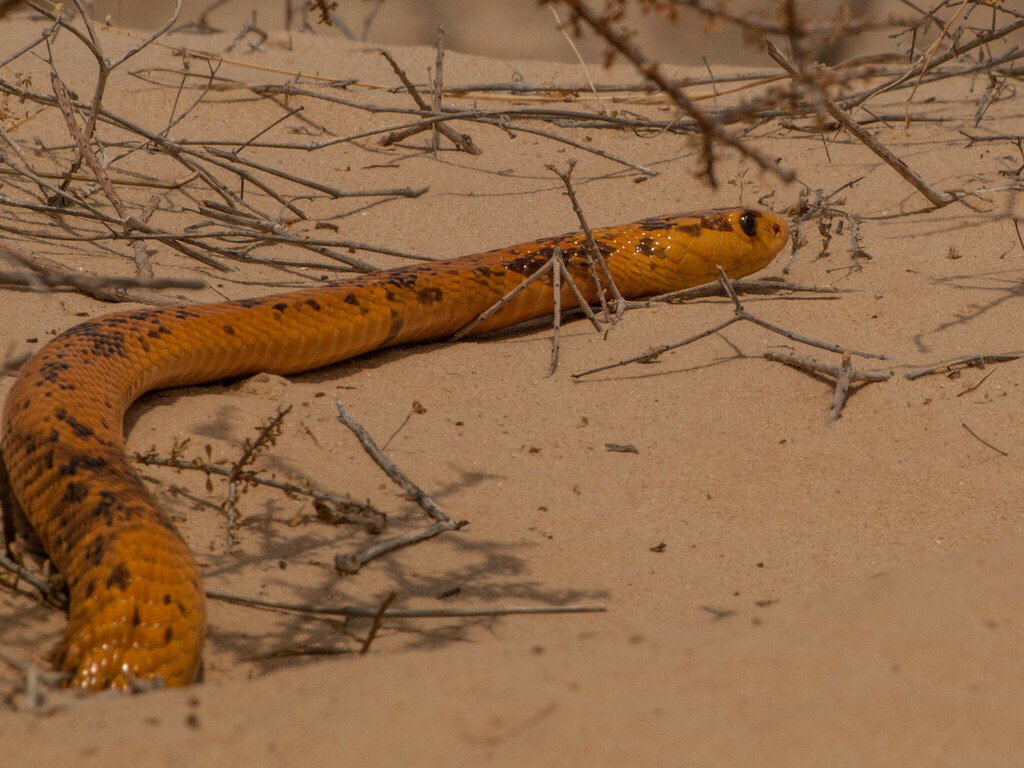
xmin=552 ymin=0 xmax=794 ymax=185
xmin=766 ymin=42 xmax=956 ymax=208
xmin=206 ymin=588 xmax=605 ymax=618
xmin=574 ymin=269 xmax=885 ymax=381
xmin=903 ymin=353 xmax=1023 ymax=381
xmin=763 ymin=349 xmax=893 ymax=425
xmin=334 ymin=401 xmax=465 ymax=574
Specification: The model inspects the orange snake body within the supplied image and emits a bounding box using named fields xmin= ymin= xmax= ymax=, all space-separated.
xmin=0 ymin=208 xmax=788 ymax=689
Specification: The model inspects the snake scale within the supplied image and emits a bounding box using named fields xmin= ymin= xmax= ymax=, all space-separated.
xmin=0 ymin=208 xmax=788 ymax=690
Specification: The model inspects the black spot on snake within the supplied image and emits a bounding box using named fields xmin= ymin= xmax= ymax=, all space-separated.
xmin=90 ymin=490 xmax=116 ymax=519
xmin=636 ymin=237 xmax=656 ymax=256
xmin=106 ymin=562 xmax=130 ymax=591
xmin=416 ymin=286 xmax=443 ymax=304
xmin=62 ymin=481 xmax=89 ymax=504
xmin=699 ymin=213 xmax=733 ymax=232
xmin=85 ymin=535 xmax=105 ymax=566
xmin=673 ymin=223 xmax=702 ymax=238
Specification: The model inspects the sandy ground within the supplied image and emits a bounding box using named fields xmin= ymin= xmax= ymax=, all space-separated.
xmin=1 ymin=6 xmax=1024 ymax=766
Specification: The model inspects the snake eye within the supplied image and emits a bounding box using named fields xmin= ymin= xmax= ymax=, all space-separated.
xmin=738 ymin=211 xmax=758 ymax=237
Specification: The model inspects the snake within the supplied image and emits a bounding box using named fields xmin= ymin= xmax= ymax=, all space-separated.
xmin=0 ymin=207 xmax=788 ymax=690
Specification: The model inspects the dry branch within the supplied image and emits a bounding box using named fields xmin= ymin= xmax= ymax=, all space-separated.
xmin=763 ymin=350 xmax=893 ymax=425
xmin=206 ymin=588 xmax=605 ymax=619
xmin=334 ymin=401 xmax=464 ymax=575
xmin=766 ymin=42 xmax=956 ymax=207
xmin=552 ymin=0 xmax=794 ymax=185
xmin=574 ymin=270 xmax=885 ymax=382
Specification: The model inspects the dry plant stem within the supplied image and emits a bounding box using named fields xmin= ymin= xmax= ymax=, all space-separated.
xmin=132 ymin=452 xmax=386 ymax=525
xmin=449 ymin=259 xmax=555 ymax=341
xmin=573 ymin=271 xmax=884 ymax=380
xmin=440 ymin=70 xmax=788 ymax=95
xmin=336 ymin=521 xmax=463 ymax=575
xmin=0 ymin=647 xmax=65 ymax=713
xmin=334 ymin=401 xmax=462 ymax=575
xmin=572 ymin=313 xmax=741 ymax=379
xmin=334 ymin=401 xmax=449 ymax=524
xmin=16 ymin=64 xmax=655 ymax=176
xmin=845 ymin=18 xmax=1024 ymax=112
xmin=50 ymin=74 xmax=127 ymax=220
xmin=0 ymin=551 xmax=56 ymax=601
xmin=3 ymin=555 xmax=613 ymax=625
xmin=549 ymin=245 xmax=563 ymax=377
xmin=0 ymin=123 xmax=239 ymax=273
xmin=381 ymin=402 xmax=425 ymax=452
xmin=665 ymin=0 xmax=913 ymax=36
xmin=206 ymin=588 xmax=605 ymax=619
xmin=378 ymin=50 xmax=481 ymax=154
xmin=0 ymin=270 xmax=203 ymax=293
xmin=3 ymin=74 xmax=429 ymax=267
xmin=548 ymin=2 xmax=608 ymax=114
xmin=37 ymin=0 xmax=183 ymax=188
xmin=653 ymin=277 xmax=839 ymax=302
xmin=203 ymin=147 xmax=428 ymax=200
xmin=224 ymin=406 xmax=292 ymax=547
xmin=0 ymin=125 xmax=119 ymax=222
xmin=132 ymin=196 xmax=160 ymax=277
xmin=0 ymin=19 xmax=58 ymax=70
xmin=195 ymin=201 xmax=380 ymax=272
xmin=767 ymin=42 xmax=955 ymax=206
xmin=0 ymin=241 xmax=202 ymax=302
xmin=553 ymin=0 xmax=793 ymax=185
xmin=194 ymin=199 xmax=427 ymax=268
xmin=436 ymin=51 xmax=1024 ymax=116
xmin=50 ymin=73 xmax=158 ymax=278
xmin=763 ymin=350 xmax=892 ymax=426
xmin=484 ymin=118 xmax=654 ymax=176
xmin=431 ymin=29 xmax=444 ymax=156
xmin=903 ymin=353 xmax=1023 ymax=381
xmin=375 ymin=111 xmax=653 ymax=176
xmin=960 ymin=422 xmax=1008 ymax=458
xmin=714 ymin=271 xmax=884 ymax=360
xmin=448 ymin=243 xmax=600 ymax=351
xmin=359 ymin=591 xmax=397 ymax=655
xmin=0 ymin=197 xmax=417 ymax=274
xmin=548 ymin=160 xmax=619 ymax=319
xmin=552 ymin=246 xmax=603 ymax=331
xmin=956 ymin=368 xmax=997 ymax=399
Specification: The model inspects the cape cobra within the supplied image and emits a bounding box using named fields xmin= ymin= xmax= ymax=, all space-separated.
xmin=0 ymin=207 xmax=788 ymax=690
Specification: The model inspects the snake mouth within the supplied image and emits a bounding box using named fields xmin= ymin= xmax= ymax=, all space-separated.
xmin=770 ymin=216 xmax=790 ymax=249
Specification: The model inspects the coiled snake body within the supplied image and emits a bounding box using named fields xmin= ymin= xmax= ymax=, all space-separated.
xmin=0 ymin=208 xmax=788 ymax=689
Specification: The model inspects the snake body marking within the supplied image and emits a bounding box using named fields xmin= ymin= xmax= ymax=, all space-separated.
xmin=0 ymin=208 xmax=788 ymax=689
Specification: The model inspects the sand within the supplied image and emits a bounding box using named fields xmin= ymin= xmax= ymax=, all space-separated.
xmin=1 ymin=6 xmax=1023 ymax=766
